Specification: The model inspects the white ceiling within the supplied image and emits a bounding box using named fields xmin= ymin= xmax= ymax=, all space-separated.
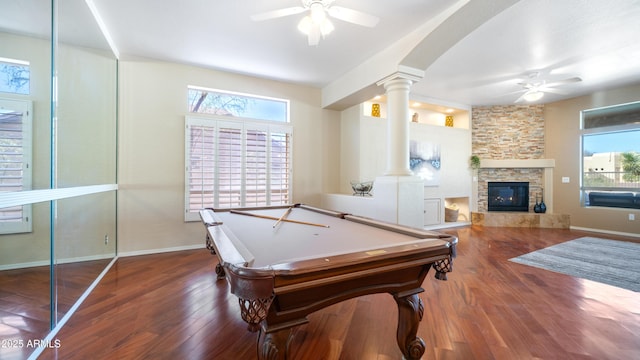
xmin=4 ymin=0 xmax=640 ymax=108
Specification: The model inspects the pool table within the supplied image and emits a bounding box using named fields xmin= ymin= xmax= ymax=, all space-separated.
xmin=199 ymin=204 xmax=457 ymax=360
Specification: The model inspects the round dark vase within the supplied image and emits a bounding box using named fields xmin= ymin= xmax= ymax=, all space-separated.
xmin=539 ymin=189 xmax=547 ymax=213
xmin=533 ymin=195 xmax=542 ymax=213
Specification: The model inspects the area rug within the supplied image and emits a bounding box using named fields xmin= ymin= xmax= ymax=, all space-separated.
xmin=509 ymin=237 xmax=640 ymax=292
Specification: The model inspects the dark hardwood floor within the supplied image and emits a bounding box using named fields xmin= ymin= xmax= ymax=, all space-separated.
xmin=27 ymin=227 xmax=640 ymax=359
xmin=0 ymin=260 xmax=112 ymax=360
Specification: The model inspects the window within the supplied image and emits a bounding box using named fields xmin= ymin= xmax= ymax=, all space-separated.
xmin=188 ymin=86 xmax=289 ymax=122
xmin=581 ymin=101 xmax=640 ymax=209
xmin=185 ymin=116 xmax=292 ymax=221
xmin=0 ymin=98 xmax=33 ymax=233
xmin=0 ymin=57 xmax=30 ymax=95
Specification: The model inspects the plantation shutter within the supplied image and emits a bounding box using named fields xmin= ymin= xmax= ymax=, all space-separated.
xmin=269 ymin=129 xmax=291 ymax=205
xmin=217 ymin=122 xmax=243 ymax=208
xmin=0 ymin=99 xmax=32 ymax=234
xmin=185 ymin=117 xmax=292 ymax=221
xmin=186 ymin=123 xmax=215 ymax=214
xmin=245 ymin=127 xmax=268 ymax=207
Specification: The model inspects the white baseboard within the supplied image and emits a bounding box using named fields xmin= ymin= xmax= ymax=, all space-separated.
xmin=118 ymin=243 xmax=205 ymax=258
xmin=1 ymin=245 xmax=206 ymax=271
xmin=0 ymin=259 xmax=49 ymax=271
xmin=0 ymin=253 xmax=116 ymax=271
xmin=570 ymin=226 xmax=640 ymax=239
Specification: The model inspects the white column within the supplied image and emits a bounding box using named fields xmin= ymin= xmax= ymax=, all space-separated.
xmin=373 ymin=71 xmax=425 ymax=228
xmin=381 ymin=77 xmax=413 ymax=176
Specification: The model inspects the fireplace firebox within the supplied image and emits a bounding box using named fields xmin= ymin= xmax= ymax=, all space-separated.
xmin=488 ymin=182 xmax=529 ymax=212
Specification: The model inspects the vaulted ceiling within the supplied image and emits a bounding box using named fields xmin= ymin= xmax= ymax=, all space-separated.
xmin=4 ymin=0 xmax=640 ymax=109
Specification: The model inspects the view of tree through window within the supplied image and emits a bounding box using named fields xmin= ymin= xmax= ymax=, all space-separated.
xmin=581 ymin=101 xmax=640 ymax=209
xmin=188 ymin=86 xmax=288 ymax=122
xmin=0 ymin=58 xmax=30 ymax=95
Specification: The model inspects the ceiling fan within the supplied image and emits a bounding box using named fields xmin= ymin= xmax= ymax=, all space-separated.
xmin=250 ymin=0 xmax=380 ymax=46
xmin=514 ymin=72 xmax=582 ymax=103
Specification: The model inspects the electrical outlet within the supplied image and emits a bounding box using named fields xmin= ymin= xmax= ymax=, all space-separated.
xmin=562 ymin=177 xmax=570 ymax=183
xmin=104 ymin=234 xmax=109 ymax=245
xmin=630 ymin=214 xmax=636 ymax=221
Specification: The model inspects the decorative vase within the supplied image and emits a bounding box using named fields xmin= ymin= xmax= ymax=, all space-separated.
xmin=539 ymin=189 xmax=547 ymax=213
xmin=533 ymin=195 xmax=542 ymax=213
xmin=412 ymin=112 xmax=419 ymax=122
xmin=371 ymin=103 xmax=380 ymax=117
xmin=445 ymin=115 xmax=454 ymax=127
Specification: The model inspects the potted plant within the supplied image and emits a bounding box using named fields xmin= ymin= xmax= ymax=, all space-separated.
xmin=470 ymin=155 xmax=481 ymax=170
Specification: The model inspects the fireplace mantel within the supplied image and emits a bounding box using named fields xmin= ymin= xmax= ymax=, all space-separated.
xmin=479 ymin=159 xmax=555 ymax=169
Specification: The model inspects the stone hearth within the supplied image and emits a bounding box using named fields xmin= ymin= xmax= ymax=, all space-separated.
xmin=472 ymin=212 xmax=570 ymax=228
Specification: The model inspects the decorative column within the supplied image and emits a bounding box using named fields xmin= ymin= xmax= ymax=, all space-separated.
xmin=380 ymin=77 xmax=414 ymax=176
xmin=373 ymin=70 xmax=425 ymax=228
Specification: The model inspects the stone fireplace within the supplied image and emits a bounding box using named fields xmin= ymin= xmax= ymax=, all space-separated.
xmin=470 ymin=105 xmax=569 ymax=228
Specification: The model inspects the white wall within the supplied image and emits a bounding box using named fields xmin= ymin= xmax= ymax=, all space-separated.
xmin=117 ymin=59 xmax=341 ymax=255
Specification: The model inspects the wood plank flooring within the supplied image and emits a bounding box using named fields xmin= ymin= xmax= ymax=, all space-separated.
xmin=29 ymin=227 xmax=640 ymax=359
xmin=0 ymin=260 xmax=112 ymax=360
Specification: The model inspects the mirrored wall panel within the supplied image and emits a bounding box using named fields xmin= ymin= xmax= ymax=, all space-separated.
xmin=0 ymin=0 xmax=118 ymax=358
xmin=1 ymin=1 xmax=53 ymax=359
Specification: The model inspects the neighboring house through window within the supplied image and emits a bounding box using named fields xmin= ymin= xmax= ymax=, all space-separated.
xmin=581 ymin=101 xmax=640 ymax=209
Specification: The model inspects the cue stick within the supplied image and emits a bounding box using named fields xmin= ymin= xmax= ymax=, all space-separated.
xmin=273 ymin=206 xmax=293 ymax=228
xmin=230 ymin=210 xmax=330 ymax=228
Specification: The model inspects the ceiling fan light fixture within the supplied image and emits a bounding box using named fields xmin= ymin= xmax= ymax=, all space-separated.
xmin=320 ymin=18 xmax=334 ymax=35
xmin=254 ymin=0 xmax=378 ymax=46
xmin=309 ymin=2 xmax=327 ymax=23
xmin=297 ymin=16 xmax=312 ymax=34
xmin=298 ymin=15 xmax=334 ymax=37
xmin=523 ymin=90 xmax=544 ymax=102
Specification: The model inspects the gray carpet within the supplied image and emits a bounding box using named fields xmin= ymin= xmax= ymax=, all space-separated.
xmin=510 ymin=237 xmax=640 ymax=292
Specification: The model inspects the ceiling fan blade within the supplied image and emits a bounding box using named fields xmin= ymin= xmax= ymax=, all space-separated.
xmin=500 ymin=89 xmax=527 ymax=96
xmin=516 ymin=82 xmax=535 ymax=89
xmin=543 ymin=77 xmax=582 ymax=88
xmin=250 ymin=7 xmax=306 ymax=21
xmin=327 ymin=6 xmax=379 ymax=27
xmin=540 ymin=87 xmax=568 ymax=95
xmin=514 ymin=93 xmax=528 ymax=103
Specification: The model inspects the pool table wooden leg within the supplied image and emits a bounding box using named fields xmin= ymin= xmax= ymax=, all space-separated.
xmin=214 ymin=263 xmax=226 ymax=279
xmin=257 ymin=327 xmax=292 ymax=360
xmin=394 ymin=290 xmax=426 ymax=360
